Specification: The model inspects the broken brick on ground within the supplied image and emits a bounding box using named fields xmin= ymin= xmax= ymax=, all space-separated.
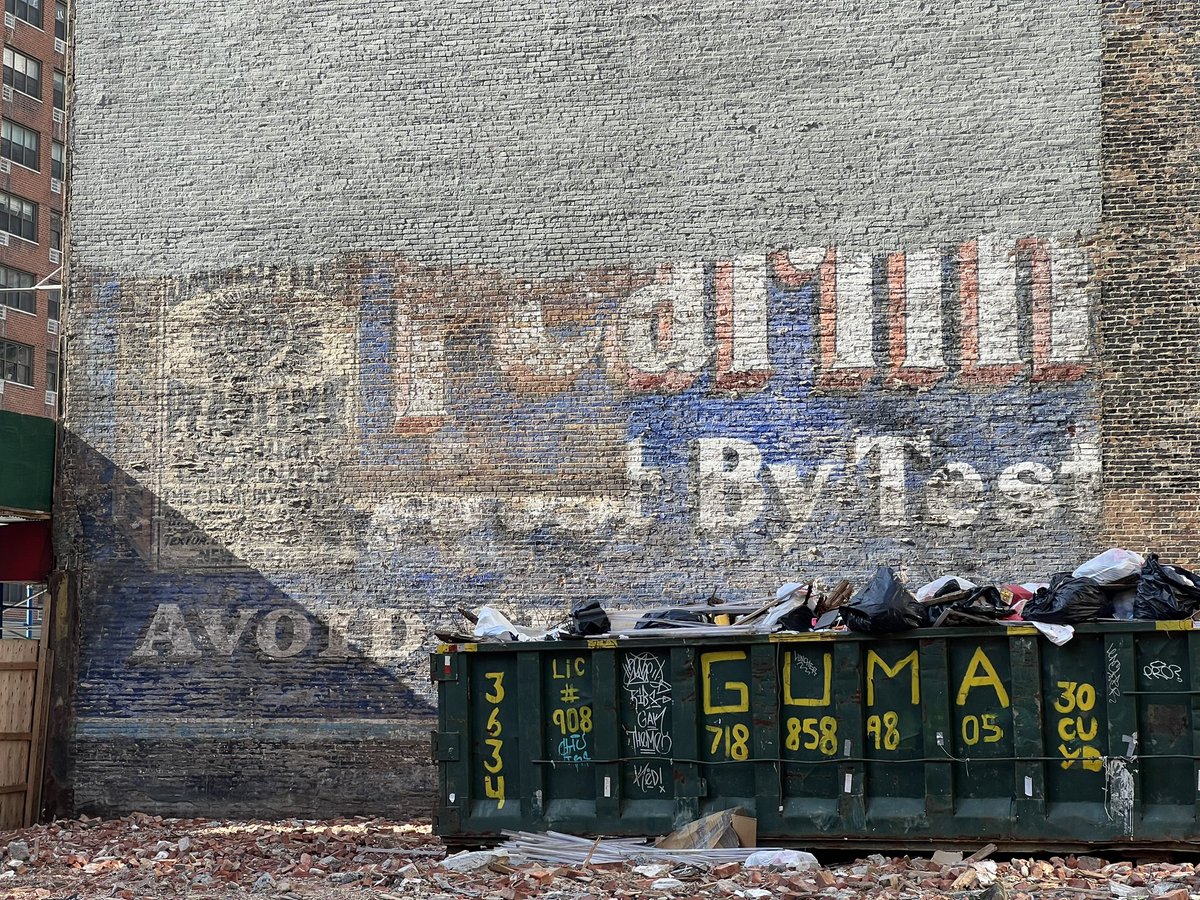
xmin=0 ymin=815 xmax=1195 ymax=899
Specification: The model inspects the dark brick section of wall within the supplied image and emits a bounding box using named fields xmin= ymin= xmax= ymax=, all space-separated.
xmin=1099 ymin=2 xmax=1200 ymax=551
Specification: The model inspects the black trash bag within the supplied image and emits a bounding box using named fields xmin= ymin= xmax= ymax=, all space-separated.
xmin=934 ymin=578 xmax=972 ymax=598
xmin=1022 ymin=573 xmax=1111 ymax=624
xmin=565 ymin=599 xmax=610 ymax=637
xmin=776 ymin=606 xmax=813 ymax=632
xmin=1133 ymin=554 xmax=1200 ymax=620
xmin=842 ymin=567 xmax=927 ymax=635
xmin=949 ymin=585 xmax=1014 ymax=620
xmin=634 ymin=608 xmax=709 ymax=630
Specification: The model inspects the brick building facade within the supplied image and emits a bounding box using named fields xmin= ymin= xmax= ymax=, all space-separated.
xmin=54 ymin=1 xmax=1200 ymax=815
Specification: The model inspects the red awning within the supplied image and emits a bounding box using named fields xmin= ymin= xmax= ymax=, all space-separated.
xmin=0 ymin=520 xmax=52 ymax=582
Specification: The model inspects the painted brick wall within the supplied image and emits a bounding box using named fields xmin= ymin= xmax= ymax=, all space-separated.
xmin=55 ymin=0 xmax=1192 ymax=816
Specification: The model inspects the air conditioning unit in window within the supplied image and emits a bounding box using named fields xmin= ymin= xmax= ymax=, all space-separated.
xmin=44 ymin=390 xmax=55 ymax=406
xmin=0 ymin=159 xmax=10 ymax=175
xmin=50 ymin=178 xmax=60 ymax=194
xmin=48 ymin=248 xmax=61 ymax=264
xmin=0 ymin=306 xmax=5 ymax=321
xmin=51 ymin=109 xmax=63 ymax=124
xmin=3 ymin=13 xmax=13 ymax=29
xmin=47 ymin=318 xmax=58 ymax=334
xmin=0 ymin=234 xmax=9 ymax=247
xmin=54 ymin=38 xmax=65 ymax=55
xmin=0 ymin=379 xmax=5 ymax=396
xmin=2 ymin=86 xmax=12 ymax=103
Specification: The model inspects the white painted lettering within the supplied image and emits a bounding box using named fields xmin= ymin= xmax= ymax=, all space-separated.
xmin=696 ymin=437 xmax=765 ymax=531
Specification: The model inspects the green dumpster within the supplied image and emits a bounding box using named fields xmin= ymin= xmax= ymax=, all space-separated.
xmin=432 ymin=622 xmax=1200 ymax=851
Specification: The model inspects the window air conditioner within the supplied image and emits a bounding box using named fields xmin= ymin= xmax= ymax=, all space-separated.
xmin=44 ymin=390 xmax=55 ymax=406
xmin=48 ymin=248 xmax=61 ymax=263
xmin=47 ymin=318 xmax=58 ymax=334
xmin=2 ymin=86 xmax=12 ymax=102
xmin=54 ymin=38 xmax=65 ymax=55
xmin=0 ymin=159 xmax=10 ymax=175
xmin=50 ymin=178 xmax=60 ymax=194
xmin=0 ymin=306 xmax=6 ymax=320
xmin=0 ymin=233 xmax=10 ymax=247
xmin=51 ymin=109 xmax=63 ymax=124
xmin=3 ymin=13 xmax=14 ymax=29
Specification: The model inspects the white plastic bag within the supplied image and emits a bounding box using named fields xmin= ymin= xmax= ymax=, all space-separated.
xmin=744 ymin=849 xmax=818 ymax=869
xmin=1072 ymin=549 xmax=1145 ymax=584
xmin=916 ymin=575 xmax=977 ymax=602
xmin=472 ymin=606 xmax=552 ymax=642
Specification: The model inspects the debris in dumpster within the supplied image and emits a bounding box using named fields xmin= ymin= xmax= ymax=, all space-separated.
xmin=1133 ymin=554 xmax=1200 ymax=621
xmin=473 ymin=606 xmax=558 ymax=642
xmin=843 ymin=566 xmax=928 ymax=634
xmin=916 ymin=575 xmax=978 ymax=602
xmin=1074 ymin=548 xmax=1146 ymax=585
xmin=1022 ymin=574 xmax=1112 ymax=624
xmin=817 ymin=578 xmax=853 ymax=615
xmin=565 ymin=599 xmax=610 ymax=637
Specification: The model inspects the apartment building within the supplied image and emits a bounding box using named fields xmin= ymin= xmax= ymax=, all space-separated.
xmin=0 ymin=0 xmax=65 ymax=591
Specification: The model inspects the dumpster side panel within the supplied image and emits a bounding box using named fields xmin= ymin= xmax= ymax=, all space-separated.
xmin=435 ymin=626 xmax=1200 ymax=849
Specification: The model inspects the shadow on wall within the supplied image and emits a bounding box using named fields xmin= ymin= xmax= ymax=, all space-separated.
xmin=53 ymin=434 xmax=437 ymax=819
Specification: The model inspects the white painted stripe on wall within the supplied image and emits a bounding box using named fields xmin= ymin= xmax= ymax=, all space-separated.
xmin=976 ymin=237 xmax=1022 ymax=366
xmin=1050 ymin=244 xmax=1090 ymax=362
xmin=903 ymin=250 xmax=944 ymax=368
xmin=731 ymin=254 xmax=771 ymax=372
xmin=833 ymin=254 xmax=874 ymax=369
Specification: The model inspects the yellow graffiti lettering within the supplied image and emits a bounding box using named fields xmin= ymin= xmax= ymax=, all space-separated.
xmin=1059 ymin=742 xmax=1079 ymax=768
xmin=783 ymin=651 xmax=832 ymax=707
xmin=701 ymin=650 xmax=750 ymax=714
xmin=866 ymin=649 xmax=919 ymax=706
xmin=484 ymin=738 xmax=504 ymax=774
xmin=484 ymin=774 xmax=506 ymax=809
xmin=551 ymin=656 xmax=587 ymax=679
xmin=955 ymin=647 xmax=1010 ymax=708
xmin=484 ymin=671 xmax=505 ymax=704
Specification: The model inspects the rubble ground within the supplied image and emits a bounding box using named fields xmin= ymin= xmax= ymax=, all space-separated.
xmin=0 ymin=815 xmax=1198 ymax=900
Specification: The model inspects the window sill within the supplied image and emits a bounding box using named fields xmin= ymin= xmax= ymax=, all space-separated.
xmin=1 ymin=378 xmax=34 ymax=389
xmin=0 ymin=304 xmax=36 ymax=317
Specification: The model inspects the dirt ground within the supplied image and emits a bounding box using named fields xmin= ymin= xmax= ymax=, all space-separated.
xmin=0 ymin=814 xmax=1196 ymax=899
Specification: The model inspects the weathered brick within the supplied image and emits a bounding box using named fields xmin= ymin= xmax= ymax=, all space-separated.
xmin=51 ymin=0 xmax=1195 ymax=817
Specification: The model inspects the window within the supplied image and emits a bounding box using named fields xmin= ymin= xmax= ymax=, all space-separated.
xmin=49 ymin=210 xmax=59 ymax=249
xmin=50 ymin=140 xmax=61 ymax=179
xmin=44 ymin=348 xmax=57 ymax=392
xmin=0 ymin=191 xmax=35 ymax=241
xmin=52 ymin=69 xmax=62 ymax=110
xmin=54 ymin=0 xmax=65 ymax=40
xmin=3 ymin=48 xmax=40 ymax=99
xmin=5 ymin=0 xmax=42 ymax=29
xmin=46 ymin=287 xmax=58 ymax=321
xmin=1 ymin=339 xmax=32 ymax=386
xmin=1 ymin=119 xmax=37 ymax=170
xmin=0 ymin=264 xmax=34 ymax=313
